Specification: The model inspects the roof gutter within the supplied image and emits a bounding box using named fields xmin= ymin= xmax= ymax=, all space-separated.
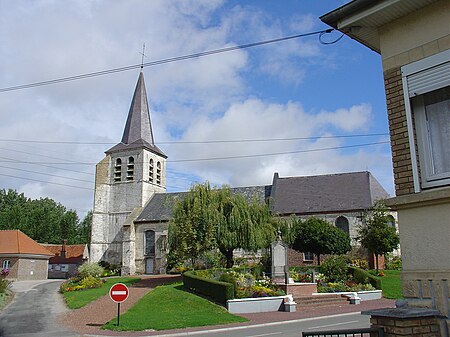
xmin=319 ymin=0 xmax=377 ymax=28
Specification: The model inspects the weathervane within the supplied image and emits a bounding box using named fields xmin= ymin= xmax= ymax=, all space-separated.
xmin=139 ymin=43 xmax=147 ymax=69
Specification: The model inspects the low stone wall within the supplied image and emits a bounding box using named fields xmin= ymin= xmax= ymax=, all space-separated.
xmin=279 ymin=283 xmax=317 ymax=298
xmin=227 ymin=296 xmax=287 ymax=313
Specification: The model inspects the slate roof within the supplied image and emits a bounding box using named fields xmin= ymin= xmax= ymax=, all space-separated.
xmin=0 ymin=230 xmax=53 ymax=256
xmin=136 ymin=185 xmax=271 ymax=222
xmin=106 ymin=71 xmax=166 ymax=157
xmin=270 ymin=171 xmax=390 ymax=215
xmin=135 ymin=171 xmax=390 ymax=223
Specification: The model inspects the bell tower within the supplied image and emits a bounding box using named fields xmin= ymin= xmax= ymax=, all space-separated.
xmin=90 ymin=71 xmax=167 ymax=265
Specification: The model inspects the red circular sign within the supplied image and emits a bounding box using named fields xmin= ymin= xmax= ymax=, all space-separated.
xmin=109 ymin=283 xmax=129 ymax=303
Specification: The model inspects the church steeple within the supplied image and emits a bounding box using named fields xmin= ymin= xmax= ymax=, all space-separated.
xmin=106 ymin=71 xmax=166 ymax=157
xmin=121 ymin=71 xmax=154 ymax=145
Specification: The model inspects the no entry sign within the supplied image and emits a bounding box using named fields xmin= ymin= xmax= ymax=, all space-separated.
xmin=109 ymin=283 xmax=129 ymax=303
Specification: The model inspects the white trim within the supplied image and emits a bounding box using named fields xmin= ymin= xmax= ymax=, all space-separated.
xmin=402 ymin=50 xmax=450 ymax=77
xmin=401 ymin=75 xmax=421 ymax=193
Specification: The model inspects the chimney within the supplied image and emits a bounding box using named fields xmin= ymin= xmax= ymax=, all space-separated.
xmin=61 ymin=239 xmax=67 ymax=258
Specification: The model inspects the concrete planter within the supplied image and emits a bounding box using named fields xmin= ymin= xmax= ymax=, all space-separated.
xmin=227 ymin=296 xmax=293 ymax=313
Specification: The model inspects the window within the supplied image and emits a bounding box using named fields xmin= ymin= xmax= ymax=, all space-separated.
xmin=145 ymin=230 xmax=155 ymax=256
xmin=149 ymin=158 xmax=154 ymax=183
xmin=2 ymin=260 xmax=10 ymax=270
xmin=114 ymin=158 xmax=122 ymax=182
xmin=402 ymin=51 xmax=450 ymax=190
xmin=335 ymin=216 xmax=350 ymax=235
xmin=156 ymin=161 xmax=161 ymax=185
xmin=60 ymin=264 xmax=69 ymax=272
xmin=303 ymin=252 xmax=314 ymax=261
xmin=127 ymin=156 xmax=134 ymax=181
xmin=386 ymin=215 xmax=396 ymax=228
xmin=413 ymin=87 xmax=450 ymax=187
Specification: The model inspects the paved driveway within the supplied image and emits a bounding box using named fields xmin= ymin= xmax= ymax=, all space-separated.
xmin=0 ymin=280 xmax=81 ymax=337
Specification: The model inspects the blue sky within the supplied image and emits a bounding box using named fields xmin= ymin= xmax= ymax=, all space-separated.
xmin=0 ymin=1 xmax=393 ymax=217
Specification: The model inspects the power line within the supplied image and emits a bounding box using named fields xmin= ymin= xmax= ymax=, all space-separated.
xmin=0 ymin=141 xmax=390 ymax=165
xmin=0 ymin=132 xmax=389 ymax=145
xmin=0 ymin=165 xmax=94 ymax=184
xmin=0 ymin=29 xmax=334 ymax=93
xmin=0 ymin=173 xmax=94 ymax=191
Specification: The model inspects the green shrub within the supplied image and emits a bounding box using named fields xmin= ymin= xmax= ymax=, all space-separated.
xmin=351 ymin=258 xmax=369 ymax=270
xmin=78 ymin=262 xmax=104 ymax=278
xmin=385 ymin=255 xmax=402 ymax=270
xmin=348 ymin=266 xmax=382 ymax=289
xmin=0 ymin=279 xmax=10 ymax=293
xmin=320 ymin=255 xmax=350 ymax=282
xmin=183 ymin=271 xmax=234 ymax=304
xmin=79 ymin=275 xmax=103 ymax=290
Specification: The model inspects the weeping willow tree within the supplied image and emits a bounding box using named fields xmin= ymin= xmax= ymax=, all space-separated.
xmin=168 ymin=183 xmax=216 ymax=267
xmin=168 ymin=183 xmax=277 ymax=269
xmin=211 ymin=187 xmax=276 ymax=268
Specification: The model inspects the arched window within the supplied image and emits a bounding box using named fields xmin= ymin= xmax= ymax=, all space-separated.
xmin=156 ymin=161 xmax=161 ymax=185
xmin=149 ymin=158 xmax=154 ymax=183
xmin=145 ymin=230 xmax=155 ymax=256
xmin=335 ymin=216 xmax=350 ymax=235
xmin=114 ymin=158 xmax=122 ymax=182
xmin=387 ymin=215 xmax=396 ymax=227
xmin=126 ymin=156 xmax=134 ymax=181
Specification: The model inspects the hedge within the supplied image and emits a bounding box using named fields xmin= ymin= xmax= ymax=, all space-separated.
xmin=183 ymin=271 xmax=234 ymax=304
xmin=348 ymin=266 xmax=382 ymax=289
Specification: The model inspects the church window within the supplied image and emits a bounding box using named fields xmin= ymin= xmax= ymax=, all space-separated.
xmin=114 ymin=158 xmax=122 ymax=182
xmin=387 ymin=215 xmax=396 ymax=228
xmin=127 ymin=157 xmax=134 ymax=181
xmin=145 ymin=230 xmax=155 ymax=256
xmin=156 ymin=161 xmax=161 ymax=185
xmin=149 ymin=159 xmax=154 ymax=183
xmin=335 ymin=216 xmax=349 ymax=235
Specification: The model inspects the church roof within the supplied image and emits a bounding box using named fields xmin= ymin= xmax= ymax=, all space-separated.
xmin=270 ymin=171 xmax=390 ymax=215
xmin=106 ymin=72 xmax=166 ymax=157
xmin=136 ymin=185 xmax=271 ymax=222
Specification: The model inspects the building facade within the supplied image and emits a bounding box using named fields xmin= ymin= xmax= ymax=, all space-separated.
xmin=321 ymin=0 xmax=450 ymax=330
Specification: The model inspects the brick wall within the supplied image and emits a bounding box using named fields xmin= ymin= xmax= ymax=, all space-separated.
xmin=370 ymin=316 xmax=441 ymax=337
xmin=384 ymin=67 xmax=416 ymax=196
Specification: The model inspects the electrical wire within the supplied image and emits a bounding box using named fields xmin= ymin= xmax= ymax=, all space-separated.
xmin=0 ymin=132 xmax=389 ymax=145
xmin=0 ymin=29 xmax=334 ymax=93
xmin=319 ymin=31 xmax=345 ymax=45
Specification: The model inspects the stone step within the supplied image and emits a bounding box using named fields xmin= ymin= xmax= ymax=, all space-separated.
xmin=295 ymin=294 xmax=349 ymax=307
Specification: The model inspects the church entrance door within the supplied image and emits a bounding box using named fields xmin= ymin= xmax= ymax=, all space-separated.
xmin=145 ymin=258 xmax=154 ymax=274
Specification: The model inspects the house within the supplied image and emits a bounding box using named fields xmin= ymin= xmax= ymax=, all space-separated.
xmin=0 ymin=230 xmax=53 ymax=281
xmin=41 ymin=240 xmax=89 ymax=279
xmin=321 ymin=0 xmax=450 ymax=330
xmin=89 ymin=70 xmax=393 ymax=275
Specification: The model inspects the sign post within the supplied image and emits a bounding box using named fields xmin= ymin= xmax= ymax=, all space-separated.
xmin=109 ymin=283 xmax=129 ymax=326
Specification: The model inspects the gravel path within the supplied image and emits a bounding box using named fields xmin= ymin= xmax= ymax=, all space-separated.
xmin=61 ymin=275 xmax=181 ymax=336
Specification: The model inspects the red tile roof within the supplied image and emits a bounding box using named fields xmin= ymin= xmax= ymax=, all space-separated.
xmin=41 ymin=244 xmax=87 ymax=258
xmin=0 ymin=230 xmax=53 ymax=256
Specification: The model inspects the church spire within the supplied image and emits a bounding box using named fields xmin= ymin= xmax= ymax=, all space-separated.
xmin=121 ymin=71 xmax=154 ymax=145
xmin=106 ymin=71 xmax=166 ymax=157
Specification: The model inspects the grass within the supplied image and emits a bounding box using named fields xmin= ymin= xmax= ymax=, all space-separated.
xmin=0 ymin=291 xmax=13 ymax=311
xmin=63 ymin=277 xmax=140 ymax=309
xmin=376 ymin=270 xmax=403 ymax=299
xmin=102 ymin=283 xmax=248 ymax=331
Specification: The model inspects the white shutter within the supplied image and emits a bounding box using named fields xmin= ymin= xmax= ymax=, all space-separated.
xmin=406 ymin=61 xmax=450 ymax=97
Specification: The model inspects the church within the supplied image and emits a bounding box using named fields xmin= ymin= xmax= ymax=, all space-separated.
xmin=90 ymin=71 xmax=391 ymax=275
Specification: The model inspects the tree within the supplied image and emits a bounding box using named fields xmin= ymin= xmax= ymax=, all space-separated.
xmin=211 ymin=187 xmax=276 ymax=268
xmin=357 ymin=200 xmax=400 ymax=271
xmin=168 ymin=183 xmax=216 ymax=267
xmin=168 ymin=183 xmax=277 ymax=268
xmin=291 ymin=217 xmax=351 ymax=265
xmin=0 ymin=188 xmax=89 ymax=244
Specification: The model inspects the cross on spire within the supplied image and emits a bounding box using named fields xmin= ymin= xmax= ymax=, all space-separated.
xmin=139 ymin=43 xmax=147 ymax=69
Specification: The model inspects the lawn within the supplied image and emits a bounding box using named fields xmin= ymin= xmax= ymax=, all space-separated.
xmin=63 ymin=277 xmax=140 ymax=309
xmin=378 ymin=270 xmax=403 ymax=299
xmin=102 ymin=283 xmax=248 ymax=331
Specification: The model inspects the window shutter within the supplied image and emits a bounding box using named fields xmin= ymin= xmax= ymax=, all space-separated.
xmin=406 ymin=60 xmax=450 ymax=97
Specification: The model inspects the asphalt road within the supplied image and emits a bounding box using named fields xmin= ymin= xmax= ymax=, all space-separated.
xmin=145 ymin=312 xmax=371 ymax=337
xmin=0 ymin=280 xmax=80 ymax=337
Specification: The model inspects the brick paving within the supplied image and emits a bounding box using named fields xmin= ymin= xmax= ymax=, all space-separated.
xmin=60 ymin=275 xmax=395 ymax=336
